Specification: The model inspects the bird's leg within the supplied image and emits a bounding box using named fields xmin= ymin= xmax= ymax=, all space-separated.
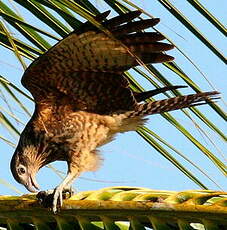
xmin=52 ymin=165 xmax=79 ymax=213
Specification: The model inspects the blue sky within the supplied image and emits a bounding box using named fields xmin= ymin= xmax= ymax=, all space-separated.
xmin=0 ymin=0 xmax=226 ymax=196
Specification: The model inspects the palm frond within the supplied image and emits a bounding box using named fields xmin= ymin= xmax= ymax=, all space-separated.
xmin=0 ymin=187 xmax=226 ymax=229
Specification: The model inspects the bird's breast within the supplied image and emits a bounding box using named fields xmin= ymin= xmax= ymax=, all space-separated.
xmin=63 ymin=112 xmax=120 ymax=150
xmin=34 ymin=110 xmax=142 ymax=156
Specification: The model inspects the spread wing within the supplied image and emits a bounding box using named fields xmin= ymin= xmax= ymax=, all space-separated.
xmin=22 ymin=11 xmax=174 ymax=114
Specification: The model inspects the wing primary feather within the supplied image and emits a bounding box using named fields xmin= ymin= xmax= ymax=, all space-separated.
xmin=134 ymin=86 xmax=187 ymax=102
xmin=95 ymin=10 xmax=111 ymax=21
xmin=103 ymin=10 xmax=142 ymax=28
xmin=121 ymin=32 xmax=166 ymax=43
xmin=132 ymin=53 xmax=175 ymax=65
xmin=112 ymin=18 xmax=160 ymax=35
xmin=75 ymin=10 xmax=110 ymax=34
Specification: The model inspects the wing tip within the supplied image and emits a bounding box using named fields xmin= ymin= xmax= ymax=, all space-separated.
xmin=95 ymin=10 xmax=111 ymax=21
xmin=128 ymin=10 xmax=142 ymax=18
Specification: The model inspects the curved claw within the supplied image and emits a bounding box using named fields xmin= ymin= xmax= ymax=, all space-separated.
xmin=37 ymin=187 xmax=75 ymax=213
xmin=52 ymin=186 xmax=74 ymax=213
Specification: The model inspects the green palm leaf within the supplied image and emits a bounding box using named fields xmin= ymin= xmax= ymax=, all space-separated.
xmin=0 ymin=187 xmax=226 ymax=229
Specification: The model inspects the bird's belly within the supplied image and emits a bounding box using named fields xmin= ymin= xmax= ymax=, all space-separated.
xmin=61 ymin=111 xmax=145 ymax=152
xmin=65 ymin=112 xmax=119 ymax=151
xmin=80 ymin=120 xmax=111 ymax=149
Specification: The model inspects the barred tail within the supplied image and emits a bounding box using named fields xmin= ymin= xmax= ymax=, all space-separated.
xmin=124 ymin=91 xmax=220 ymax=118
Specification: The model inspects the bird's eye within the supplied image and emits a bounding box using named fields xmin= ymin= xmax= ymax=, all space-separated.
xmin=18 ymin=166 xmax=26 ymax=175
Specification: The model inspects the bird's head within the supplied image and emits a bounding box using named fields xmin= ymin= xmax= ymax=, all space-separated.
xmin=10 ymin=145 xmax=42 ymax=193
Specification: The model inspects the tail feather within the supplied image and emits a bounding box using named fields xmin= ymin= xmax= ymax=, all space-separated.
xmin=125 ymin=91 xmax=220 ymax=118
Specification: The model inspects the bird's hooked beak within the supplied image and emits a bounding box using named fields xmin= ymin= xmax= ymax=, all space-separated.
xmin=25 ymin=173 xmax=40 ymax=193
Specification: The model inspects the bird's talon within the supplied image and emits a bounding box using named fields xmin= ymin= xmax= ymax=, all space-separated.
xmin=37 ymin=188 xmax=67 ymax=212
xmin=52 ymin=186 xmax=64 ymax=212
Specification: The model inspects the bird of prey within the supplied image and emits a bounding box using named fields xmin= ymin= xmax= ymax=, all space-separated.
xmin=10 ymin=11 xmax=219 ymax=212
